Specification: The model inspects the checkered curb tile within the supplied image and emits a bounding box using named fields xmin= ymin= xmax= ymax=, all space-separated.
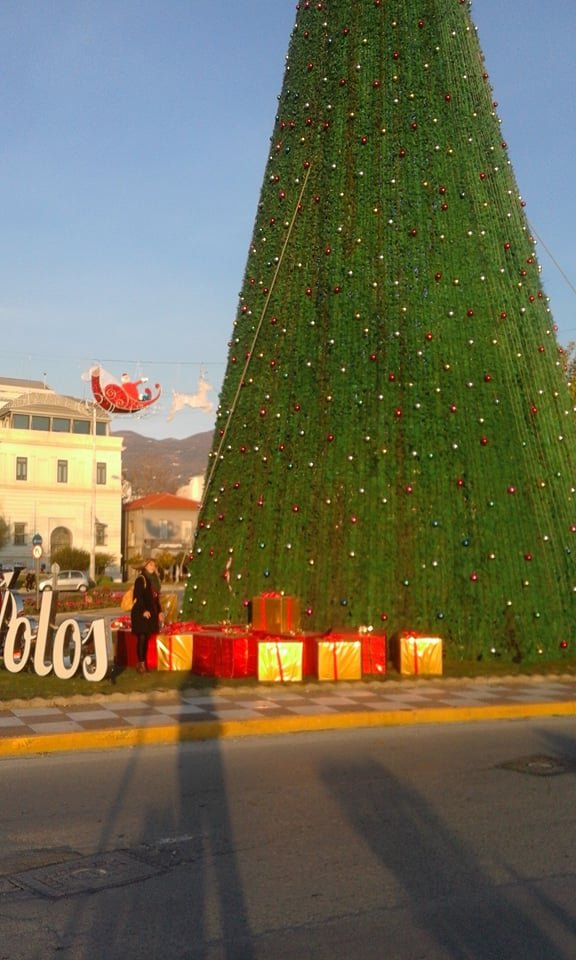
xmin=1 ymin=678 xmax=576 ymax=742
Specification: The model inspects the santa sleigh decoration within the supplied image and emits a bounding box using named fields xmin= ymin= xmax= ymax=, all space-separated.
xmin=89 ymin=365 xmax=162 ymax=414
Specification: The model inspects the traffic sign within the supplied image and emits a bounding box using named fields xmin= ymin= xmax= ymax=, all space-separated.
xmin=32 ymin=544 xmax=43 ymax=560
xmin=32 ymin=533 xmax=43 ymax=547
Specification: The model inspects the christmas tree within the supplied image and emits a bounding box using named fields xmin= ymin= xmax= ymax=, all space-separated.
xmin=182 ymin=0 xmax=576 ymax=663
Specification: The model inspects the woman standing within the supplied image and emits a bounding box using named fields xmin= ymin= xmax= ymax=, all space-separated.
xmin=131 ymin=558 xmax=163 ymax=672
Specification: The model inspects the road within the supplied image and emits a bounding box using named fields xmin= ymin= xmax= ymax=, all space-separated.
xmin=2 ymin=718 xmax=576 ymax=959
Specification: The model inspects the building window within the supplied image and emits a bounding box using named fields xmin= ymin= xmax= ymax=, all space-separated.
xmin=14 ymin=522 xmax=26 ymax=546
xmin=96 ymin=462 xmax=107 ymax=485
xmin=57 ymin=460 xmax=68 ymax=483
xmin=12 ymin=414 xmax=30 ymax=429
xmin=16 ymin=457 xmax=28 ymax=481
xmin=158 ymin=520 xmax=169 ymax=539
xmin=95 ymin=522 xmax=107 ymax=546
xmin=52 ymin=417 xmax=71 ymax=432
xmin=31 ymin=415 xmax=50 ymax=431
xmin=72 ymin=419 xmax=91 ymax=435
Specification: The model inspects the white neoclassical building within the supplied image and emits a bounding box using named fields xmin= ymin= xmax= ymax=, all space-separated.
xmin=0 ymin=377 xmax=123 ymax=578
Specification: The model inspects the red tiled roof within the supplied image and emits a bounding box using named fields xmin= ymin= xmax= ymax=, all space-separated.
xmin=125 ymin=493 xmax=201 ymax=511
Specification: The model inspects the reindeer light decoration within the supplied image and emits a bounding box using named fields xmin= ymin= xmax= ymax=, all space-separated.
xmin=167 ymin=371 xmax=214 ymax=422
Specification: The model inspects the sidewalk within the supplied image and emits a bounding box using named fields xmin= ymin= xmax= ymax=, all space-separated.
xmin=1 ymin=675 xmax=576 ymax=757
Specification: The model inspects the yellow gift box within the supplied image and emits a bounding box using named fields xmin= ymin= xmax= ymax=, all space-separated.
xmin=317 ymin=640 xmax=362 ymax=681
xmin=257 ymin=640 xmax=303 ymax=682
xmin=398 ymin=634 xmax=443 ymax=676
xmin=157 ymin=634 xmax=194 ymax=671
xmin=161 ymin=593 xmax=179 ymax=625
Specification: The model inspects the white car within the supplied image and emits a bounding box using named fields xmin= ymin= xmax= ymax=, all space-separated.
xmin=38 ymin=570 xmax=95 ymax=593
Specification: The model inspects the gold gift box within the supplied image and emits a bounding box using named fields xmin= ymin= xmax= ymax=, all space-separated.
xmin=251 ymin=594 xmax=301 ymax=634
xmin=157 ymin=634 xmax=194 ymax=671
xmin=161 ymin=593 xmax=179 ymax=625
xmin=317 ymin=640 xmax=362 ymax=681
xmin=257 ymin=640 xmax=303 ymax=682
xmin=399 ymin=635 xmax=443 ymax=676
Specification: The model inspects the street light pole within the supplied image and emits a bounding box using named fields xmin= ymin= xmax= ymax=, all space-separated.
xmin=89 ymin=404 xmax=96 ymax=582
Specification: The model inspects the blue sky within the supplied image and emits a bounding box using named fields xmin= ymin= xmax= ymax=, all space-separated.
xmin=1 ymin=0 xmax=575 ymax=439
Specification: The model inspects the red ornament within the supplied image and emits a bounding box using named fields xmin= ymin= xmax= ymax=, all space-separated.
xmin=394 ymin=408 xmax=403 ymax=418
xmin=484 ymin=373 xmax=492 ymax=382
xmin=480 ymin=436 xmax=488 ymax=446
xmin=507 ymin=485 xmax=516 ymax=495
xmin=456 ymin=478 xmax=465 ymax=488
xmin=405 ymin=485 xmax=413 ymax=494
xmin=470 ymin=572 xmax=479 ymax=582
xmin=524 ymin=553 xmax=532 ymax=561
xmin=327 ymin=433 xmax=335 ymax=443
xmin=380 ymin=612 xmax=388 ymax=621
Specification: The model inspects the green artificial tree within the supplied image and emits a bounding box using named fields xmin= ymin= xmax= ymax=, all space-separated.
xmin=182 ymin=0 xmax=576 ymax=663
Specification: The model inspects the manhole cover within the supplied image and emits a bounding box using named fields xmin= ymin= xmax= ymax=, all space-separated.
xmin=12 ymin=850 xmax=161 ymax=898
xmin=498 ymin=754 xmax=574 ymax=777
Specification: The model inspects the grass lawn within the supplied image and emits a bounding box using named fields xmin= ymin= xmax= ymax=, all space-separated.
xmin=1 ymin=654 xmax=575 ymax=704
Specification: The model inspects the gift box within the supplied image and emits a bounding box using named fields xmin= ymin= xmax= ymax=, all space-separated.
xmin=397 ymin=633 xmax=443 ymax=676
xmin=157 ymin=634 xmax=194 ymax=671
xmin=315 ymin=638 xmax=362 ymax=681
xmin=251 ymin=593 xmax=301 ymax=635
xmin=115 ymin=630 xmax=158 ymax=670
xmin=257 ymin=639 xmax=303 ymax=682
xmin=192 ymin=630 xmax=258 ymax=679
xmin=161 ymin=593 xmax=179 ymax=625
xmin=361 ymin=633 xmax=387 ymax=676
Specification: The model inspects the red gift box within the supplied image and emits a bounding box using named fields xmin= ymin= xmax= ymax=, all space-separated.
xmin=192 ymin=630 xmax=258 ymax=679
xmin=115 ymin=629 xmax=158 ymax=670
xmin=251 ymin=593 xmax=301 ymax=635
xmin=361 ymin=633 xmax=387 ymax=676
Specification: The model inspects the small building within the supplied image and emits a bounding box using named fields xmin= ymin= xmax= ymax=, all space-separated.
xmin=123 ymin=493 xmax=200 ymax=574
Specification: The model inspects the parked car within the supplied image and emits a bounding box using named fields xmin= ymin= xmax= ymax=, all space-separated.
xmin=38 ymin=570 xmax=95 ymax=593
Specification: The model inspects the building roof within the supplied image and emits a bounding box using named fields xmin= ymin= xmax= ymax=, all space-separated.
xmin=125 ymin=493 xmax=201 ymax=512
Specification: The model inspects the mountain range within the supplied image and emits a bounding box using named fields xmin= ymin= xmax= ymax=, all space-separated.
xmin=113 ymin=429 xmax=213 ymax=498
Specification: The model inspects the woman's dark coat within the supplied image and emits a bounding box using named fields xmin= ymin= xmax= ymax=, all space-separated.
xmin=131 ymin=571 xmax=162 ymax=635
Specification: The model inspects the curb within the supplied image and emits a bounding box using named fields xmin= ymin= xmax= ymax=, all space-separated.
xmin=2 ymin=698 xmax=576 ymax=758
